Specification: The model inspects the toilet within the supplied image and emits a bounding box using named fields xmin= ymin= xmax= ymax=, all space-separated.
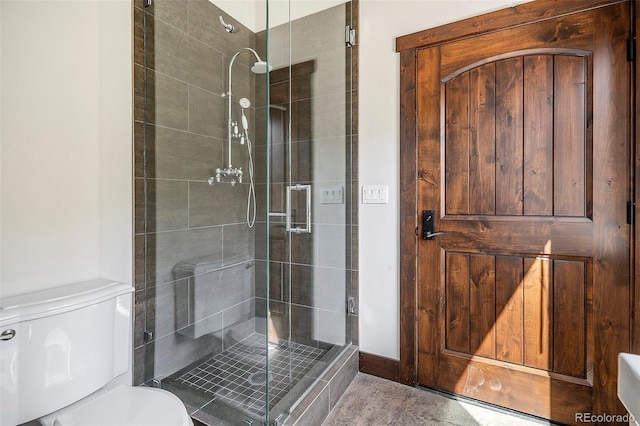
xmin=0 ymin=279 xmax=193 ymax=426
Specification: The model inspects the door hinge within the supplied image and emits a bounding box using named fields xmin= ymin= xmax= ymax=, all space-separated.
xmin=346 ymin=25 xmax=356 ymax=47
xmin=627 ymin=201 xmax=635 ymax=225
xmin=143 ymin=330 xmax=153 ymax=342
xmin=347 ymin=296 xmax=357 ymax=315
xmin=628 ymin=35 xmax=636 ymax=62
xmin=415 ymin=226 xmax=419 ymax=236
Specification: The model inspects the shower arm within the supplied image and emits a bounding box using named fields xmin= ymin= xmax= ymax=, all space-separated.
xmin=225 ymin=47 xmax=263 ymax=169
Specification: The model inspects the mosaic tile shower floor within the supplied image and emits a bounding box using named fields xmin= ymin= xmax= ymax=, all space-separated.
xmin=172 ymin=333 xmax=327 ymax=420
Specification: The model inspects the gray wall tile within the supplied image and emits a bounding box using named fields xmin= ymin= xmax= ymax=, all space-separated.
xmin=146 ymin=179 xmax=189 ymax=232
xmin=135 ymin=235 xmax=146 ymax=290
xmin=133 ymin=345 xmax=146 ymax=385
xmin=147 ymin=0 xmax=188 ymax=34
xmin=134 ymin=122 xmax=145 ymax=178
xmin=187 ymin=0 xmax=254 ymax=67
xmin=290 ymin=5 xmax=345 ymax=59
xmin=135 ymin=178 xmax=145 ymax=235
xmin=316 ymin=308 xmax=346 ymax=346
xmin=134 ymin=64 xmax=145 ymax=122
xmin=188 ymin=85 xmax=226 ymax=139
xmin=146 ymin=226 xmax=223 ymax=286
xmin=223 ymin=223 xmax=255 ymax=260
xmin=134 ymin=6 xmax=145 ymax=66
xmin=146 ymin=69 xmax=189 ymax=131
xmin=316 ymin=224 xmax=346 ymax=269
xmin=148 ymin=278 xmax=189 ymax=339
xmin=291 ymin=264 xmax=346 ymax=313
xmin=189 ymin=181 xmax=246 ymax=227
xmin=146 ymin=16 xmax=223 ymax=92
xmin=134 ymin=289 xmax=146 ymax=348
xmin=146 ymin=124 xmax=223 ymax=181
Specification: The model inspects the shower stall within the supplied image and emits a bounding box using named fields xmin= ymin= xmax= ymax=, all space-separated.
xmin=133 ymin=1 xmax=357 ymax=424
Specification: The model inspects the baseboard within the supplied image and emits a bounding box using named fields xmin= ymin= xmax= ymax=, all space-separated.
xmin=359 ymin=351 xmax=401 ymax=383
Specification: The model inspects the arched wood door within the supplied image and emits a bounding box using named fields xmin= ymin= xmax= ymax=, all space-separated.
xmin=412 ymin=2 xmax=632 ymax=424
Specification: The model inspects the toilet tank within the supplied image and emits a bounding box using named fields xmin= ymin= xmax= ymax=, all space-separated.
xmin=0 ymin=279 xmax=134 ymax=426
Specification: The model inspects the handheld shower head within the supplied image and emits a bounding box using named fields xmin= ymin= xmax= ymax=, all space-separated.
xmin=239 ymin=98 xmax=250 ymax=134
xmin=239 ymin=98 xmax=251 ymax=109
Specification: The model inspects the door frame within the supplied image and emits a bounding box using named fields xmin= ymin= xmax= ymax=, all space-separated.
xmin=395 ymin=0 xmax=638 ymax=388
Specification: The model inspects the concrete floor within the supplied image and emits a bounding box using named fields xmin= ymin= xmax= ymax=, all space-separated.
xmin=323 ymin=373 xmax=551 ymax=426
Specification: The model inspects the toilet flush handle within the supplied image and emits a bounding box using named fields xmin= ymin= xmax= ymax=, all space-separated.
xmin=0 ymin=329 xmax=15 ymax=341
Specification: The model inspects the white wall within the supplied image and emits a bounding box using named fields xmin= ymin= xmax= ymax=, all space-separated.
xmin=219 ymin=0 xmax=347 ymax=33
xmin=0 ymin=0 xmax=132 ymax=298
xmin=358 ymin=0 xmax=532 ymax=359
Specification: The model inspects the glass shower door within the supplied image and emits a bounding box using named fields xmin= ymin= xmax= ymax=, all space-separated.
xmin=262 ymin=0 xmax=354 ymax=422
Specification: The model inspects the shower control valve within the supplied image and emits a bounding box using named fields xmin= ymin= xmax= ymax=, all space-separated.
xmin=211 ymin=166 xmax=243 ymax=186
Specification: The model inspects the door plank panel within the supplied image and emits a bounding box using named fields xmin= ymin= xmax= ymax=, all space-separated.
xmin=438 ymin=10 xmax=595 ymax=78
xmin=397 ymin=0 xmax=620 ymax=52
xmin=399 ymin=47 xmax=418 ymax=385
xmin=554 ymin=56 xmax=586 ymax=217
xmin=445 ymin=74 xmax=470 ymax=215
xmin=523 ymin=55 xmax=554 ymax=216
xmin=469 ymin=64 xmax=497 ymax=215
xmin=553 ymin=260 xmax=586 ymax=377
xmin=591 ymin=2 xmax=631 ymax=415
xmin=495 ymin=256 xmax=524 ymax=364
xmin=439 ymin=216 xmax=593 ymax=257
xmin=416 ymin=46 xmax=442 ymax=386
xmin=495 ymin=58 xmax=524 ymax=215
xmin=436 ymin=356 xmax=592 ymax=424
xmin=523 ymin=257 xmax=553 ymax=370
xmin=469 ymin=254 xmax=496 ymax=358
xmin=446 ymin=252 xmax=470 ymax=353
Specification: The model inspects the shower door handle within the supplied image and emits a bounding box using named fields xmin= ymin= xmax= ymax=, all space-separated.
xmin=286 ymin=184 xmax=312 ymax=234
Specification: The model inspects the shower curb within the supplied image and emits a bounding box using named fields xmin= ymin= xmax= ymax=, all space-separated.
xmin=283 ymin=345 xmax=359 ymax=426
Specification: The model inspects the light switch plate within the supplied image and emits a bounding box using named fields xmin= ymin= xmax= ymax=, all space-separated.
xmin=321 ymin=186 xmax=344 ymax=204
xmin=362 ymin=185 xmax=388 ymax=204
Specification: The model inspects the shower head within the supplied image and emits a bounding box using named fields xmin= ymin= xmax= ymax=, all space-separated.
xmin=239 ymin=98 xmax=251 ymax=109
xmin=251 ymin=61 xmax=273 ymax=74
xmin=228 ymin=48 xmax=272 ymax=77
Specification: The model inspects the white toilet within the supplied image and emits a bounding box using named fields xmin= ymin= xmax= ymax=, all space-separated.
xmin=0 ymin=279 xmax=193 ymax=426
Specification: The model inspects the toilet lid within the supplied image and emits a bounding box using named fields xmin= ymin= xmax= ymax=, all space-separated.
xmin=48 ymin=385 xmax=193 ymax=426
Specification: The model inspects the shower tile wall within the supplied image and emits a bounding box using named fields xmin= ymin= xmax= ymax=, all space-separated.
xmin=133 ymin=0 xmax=258 ymax=384
xmin=253 ymin=3 xmax=358 ymax=349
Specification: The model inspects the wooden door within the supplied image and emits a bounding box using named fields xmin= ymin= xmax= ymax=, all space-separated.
xmin=415 ymin=3 xmax=632 ymax=424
